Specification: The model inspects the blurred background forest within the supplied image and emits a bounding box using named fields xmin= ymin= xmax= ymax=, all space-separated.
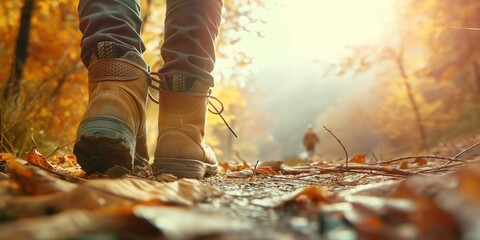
xmin=0 ymin=0 xmax=479 ymax=163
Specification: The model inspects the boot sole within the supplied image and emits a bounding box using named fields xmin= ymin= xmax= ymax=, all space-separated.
xmin=74 ymin=116 xmax=135 ymax=174
xmin=154 ymin=158 xmax=218 ymax=179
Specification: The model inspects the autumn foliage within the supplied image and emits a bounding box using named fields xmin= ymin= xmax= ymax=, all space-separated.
xmin=317 ymin=0 xmax=480 ymax=157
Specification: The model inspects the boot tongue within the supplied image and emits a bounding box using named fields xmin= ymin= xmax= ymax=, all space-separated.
xmin=95 ymin=41 xmax=126 ymax=59
xmin=89 ymin=41 xmax=147 ymax=70
xmin=166 ymin=74 xmax=194 ymax=92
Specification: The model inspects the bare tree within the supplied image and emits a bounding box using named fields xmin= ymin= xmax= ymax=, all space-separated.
xmin=2 ymin=0 xmax=36 ymax=100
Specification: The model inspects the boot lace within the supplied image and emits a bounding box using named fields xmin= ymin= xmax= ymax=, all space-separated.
xmin=148 ymin=72 xmax=237 ymax=138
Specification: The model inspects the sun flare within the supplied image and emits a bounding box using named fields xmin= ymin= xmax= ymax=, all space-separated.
xmin=232 ymin=0 xmax=394 ymax=70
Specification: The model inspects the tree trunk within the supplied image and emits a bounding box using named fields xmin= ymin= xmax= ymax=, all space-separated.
xmin=473 ymin=60 xmax=480 ymax=96
xmin=2 ymin=0 xmax=36 ymax=100
xmin=396 ymin=53 xmax=429 ymax=151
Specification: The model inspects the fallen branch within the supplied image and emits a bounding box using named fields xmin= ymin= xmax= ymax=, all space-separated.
xmin=453 ymin=141 xmax=480 ymax=159
xmin=11 ymin=161 xmax=86 ymax=183
xmin=430 ymin=140 xmax=480 ymax=169
xmin=370 ymin=155 xmax=467 ymax=165
xmin=314 ymin=165 xmax=415 ymax=177
xmin=251 ymin=160 xmax=259 ymax=181
xmin=417 ymin=159 xmax=480 ymax=174
xmin=235 ymin=151 xmax=248 ymax=163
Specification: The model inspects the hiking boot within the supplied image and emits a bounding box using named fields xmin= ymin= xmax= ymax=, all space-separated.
xmin=74 ymin=41 xmax=149 ymax=174
xmin=153 ymin=74 xmax=218 ymax=179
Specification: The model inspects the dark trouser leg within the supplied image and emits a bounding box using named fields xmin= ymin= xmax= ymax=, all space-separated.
xmin=159 ymin=0 xmax=223 ymax=87
xmin=78 ymin=0 xmax=145 ymax=67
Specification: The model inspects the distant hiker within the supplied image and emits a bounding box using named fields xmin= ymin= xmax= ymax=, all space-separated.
xmin=303 ymin=125 xmax=319 ymax=157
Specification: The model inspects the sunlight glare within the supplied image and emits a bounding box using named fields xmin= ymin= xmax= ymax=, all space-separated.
xmin=232 ymin=0 xmax=394 ymax=71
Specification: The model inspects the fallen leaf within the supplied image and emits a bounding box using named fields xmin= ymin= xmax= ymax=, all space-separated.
xmin=342 ymin=201 xmax=385 ymax=234
xmin=0 ymin=207 xmax=160 ymax=240
xmin=293 ymin=186 xmax=333 ymax=207
xmin=0 ymin=153 xmax=15 ymax=161
xmin=256 ymin=160 xmax=283 ymax=175
xmin=413 ymin=158 xmax=427 ymax=166
xmin=235 ymin=161 xmax=251 ymax=171
xmin=25 ymin=147 xmax=54 ymax=170
xmin=338 ymin=180 xmax=398 ymax=198
xmin=0 ymin=204 xmax=250 ymax=240
xmin=3 ymin=161 xmax=223 ymax=218
xmin=218 ymin=162 xmax=229 ymax=172
xmin=8 ymin=160 xmax=76 ymax=194
xmin=252 ymin=186 xmax=333 ymax=210
xmin=280 ymin=165 xmax=314 ymax=175
xmin=226 ymin=169 xmax=253 ymax=178
xmin=134 ymin=206 xmax=250 ymax=239
xmin=350 ymin=153 xmax=366 ymax=164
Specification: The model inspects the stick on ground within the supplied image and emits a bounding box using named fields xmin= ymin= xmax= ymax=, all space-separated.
xmin=323 ymin=126 xmax=349 ymax=169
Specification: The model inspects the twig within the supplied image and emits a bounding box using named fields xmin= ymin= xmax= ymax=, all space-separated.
xmin=235 ymin=151 xmax=247 ymax=163
xmin=251 ymin=160 xmax=259 ymax=180
xmin=417 ymin=159 xmax=480 ymax=174
xmin=450 ymin=26 xmax=480 ymax=31
xmin=20 ymin=161 xmax=86 ymax=183
xmin=31 ymin=135 xmax=39 ymax=148
xmin=453 ymin=141 xmax=480 ymax=159
xmin=45 ymin=140 xmax=76 ymax=159
xmin=440 ymin=141 xmax=480 ymax=168
xmin=314 ymin=165 xmax=415 ymax=176
xmin=416 ymin=162 xmax=465 ymax=174
xmin=323 ymin=126 xmax=349 ymax=169
xmin=370 ymin=155 xmax=466 ymax=165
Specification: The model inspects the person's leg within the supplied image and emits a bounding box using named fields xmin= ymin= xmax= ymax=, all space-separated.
xmin=74 ymin=0 xmax=150 ymax=174
xmin=78 ymin=0 xmax=145 ymax=67
xmin=154 ymin=0 xmax=223 ymax=179
xmin=158 ymin=0 xmax=222 ymax=89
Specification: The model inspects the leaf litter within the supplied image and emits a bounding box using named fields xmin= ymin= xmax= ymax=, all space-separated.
xmin=0 ymin=137 xmax=479 ymax=239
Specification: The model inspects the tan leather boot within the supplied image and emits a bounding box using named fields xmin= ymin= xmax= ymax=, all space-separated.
xmin=74 ymin=42 xmax=149 ymax=174
xmin=153 ymin=74 xmax=218 ymax=179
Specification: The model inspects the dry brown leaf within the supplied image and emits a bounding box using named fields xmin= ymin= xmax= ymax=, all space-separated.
xmin=0 ymin=207 xmax=160 ymax=240
xmin=226 ymin=169 xmax=253 ymax=178
xmin=0 ymin=204 xmax=249 ymax=240
xmin=349 ymin=153 xmax=366 ymax=164
xmin=433 ymin=166 xmax=480 ymax=238
xmin=252 ymin=186 xmax=333 ymax=210
xmin=25 ymin=147 xmax=54 ymax=170
xmin=256 ymin=160 xmax=282 ymax=175
xmin=413 ymin=158 xmax=427 ymax=166
xmin=134 ymin=206 xmax=250 ymax=239
xmin=280 ymin=165 xmax=313 ymax=175
xmin=453 ymin=167 xmax=480 ymax=201
xmin=0 ymin=152 xmax=15 ymax=161
xmin=343 ymin=201 xmax=385 ymax=233
xmin=399 ymin=161 xmax=409 ymax=169
xmin=3 ymin=176 xmax=223 ymax=218
xmin=380 ymin=174 xmax=461 ymax=238
xmin=54 ymin=155 xmax=78 ymax=167
xmin=218 ymin=162 xmax=229 ymax=172
xmin=8 ymin=160 xmax=76 ymax=195
xmin=235 ymin=161 xmax=251 ymax=171
xmin=294 ymin=186 xmax=332 ymax=205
